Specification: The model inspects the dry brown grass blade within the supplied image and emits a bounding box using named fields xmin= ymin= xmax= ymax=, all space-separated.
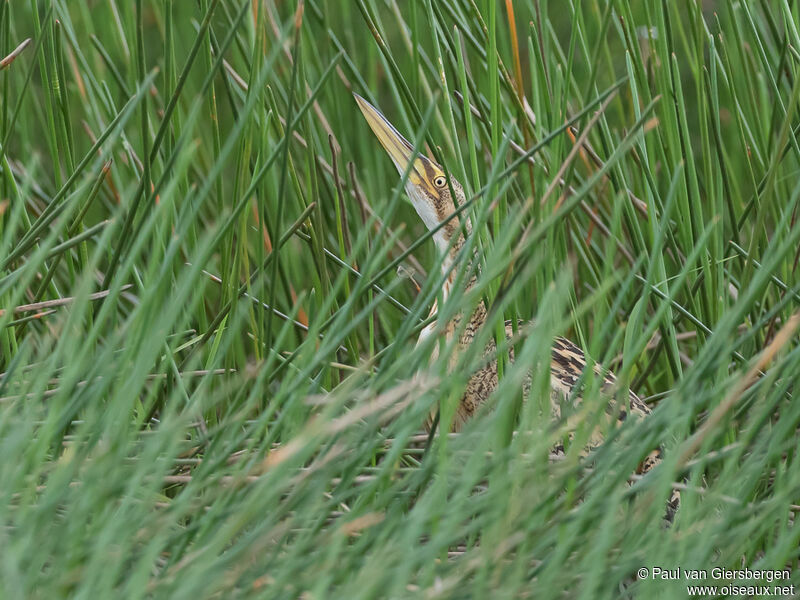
xmin=677 ymin=312 xmax=800 ymax=467
xmin=0 ymin=285 xmax=132 ymax=317
xmin=0 ymin=38 xmax=31 ymax=71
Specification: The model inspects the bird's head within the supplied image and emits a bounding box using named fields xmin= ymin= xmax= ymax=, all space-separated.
xmin=354 ymin=94 xmax=470 ymax=258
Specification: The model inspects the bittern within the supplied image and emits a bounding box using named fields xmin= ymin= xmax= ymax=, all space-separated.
xmin=354 ymin=93 xmax=679 ymax=519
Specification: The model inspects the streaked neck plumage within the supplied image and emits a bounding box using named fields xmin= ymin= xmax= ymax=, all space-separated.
xmin=398 ymin=171 xmax=472 ymax=305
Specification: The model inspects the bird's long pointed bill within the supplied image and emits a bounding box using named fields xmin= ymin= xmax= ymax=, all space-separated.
xmin=353 ymin=93 xmax=429 ymax=187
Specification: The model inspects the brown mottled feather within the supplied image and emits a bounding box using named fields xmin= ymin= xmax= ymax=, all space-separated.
xmin=422 ymin=300 xmax=680 ymax=521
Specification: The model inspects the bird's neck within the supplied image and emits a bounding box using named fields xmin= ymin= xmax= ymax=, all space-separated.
xmin=418 ymin=228 xmax=482 ymax=348
xmin=433 ymin=221 xmax=478 ymax=308
xmin=433 ymin=214 xmax=473 ymax=298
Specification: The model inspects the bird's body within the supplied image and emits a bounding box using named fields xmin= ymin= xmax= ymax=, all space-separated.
xmin=354 ymin=94 xmax=677 ymax=518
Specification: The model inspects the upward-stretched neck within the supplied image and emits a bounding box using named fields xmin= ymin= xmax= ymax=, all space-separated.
xmin=434 ymin=216 xmax=476 ymax=305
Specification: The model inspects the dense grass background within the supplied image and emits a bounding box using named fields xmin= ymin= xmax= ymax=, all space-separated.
xmin=2 ymin=0 xmax=800 ymax=597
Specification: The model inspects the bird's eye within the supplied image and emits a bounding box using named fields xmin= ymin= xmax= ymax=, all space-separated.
xmin=433 ymin=176 xmax=447 ymax=188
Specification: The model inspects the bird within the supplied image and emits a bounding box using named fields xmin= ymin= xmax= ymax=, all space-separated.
xmin=354 ymin=93 xmax=679 ymax=520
